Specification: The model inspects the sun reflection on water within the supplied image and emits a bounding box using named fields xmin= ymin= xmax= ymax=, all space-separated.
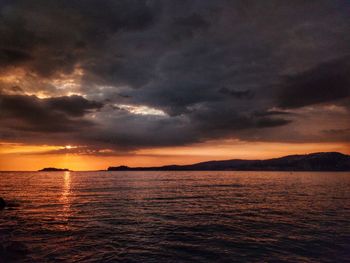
xmin=58 ymin=171 xmax=72 ymax=226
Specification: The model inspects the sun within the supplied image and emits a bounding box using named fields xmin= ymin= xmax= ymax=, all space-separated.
xmin=65 ymin=145 xmax=73 ymax=149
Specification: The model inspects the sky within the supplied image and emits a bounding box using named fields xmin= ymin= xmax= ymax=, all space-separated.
xmin=0 ymin=0 xmax=350 ymax=171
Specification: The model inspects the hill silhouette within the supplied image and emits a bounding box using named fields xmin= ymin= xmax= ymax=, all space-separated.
xmin=108 ymin=152 xmax=350 ymax=171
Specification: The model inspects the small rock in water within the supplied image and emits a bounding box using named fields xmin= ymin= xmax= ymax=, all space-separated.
xmin=0 ymin=197 xmax=6 ymax=210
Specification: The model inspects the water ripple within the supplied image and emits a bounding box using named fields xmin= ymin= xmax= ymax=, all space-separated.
xmin=0 ymin=171 xmax=349 ymax=262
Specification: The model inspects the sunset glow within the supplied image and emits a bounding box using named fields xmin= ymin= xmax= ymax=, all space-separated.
xmin=1 ymin=140 xmax=349 ymax=171
xmin=1 ymin=2 xmax=350 ymax=262
xmin=0 ymin=0 xmax=349 ymax=171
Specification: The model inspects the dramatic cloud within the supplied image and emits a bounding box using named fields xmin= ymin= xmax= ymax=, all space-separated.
xmin=0 ymin=94 xmax=102 ymax=133
xmin=0 ymin=0 xmax=350 ymax=153
xmin=278 ymin=56 xmax=350 ymax=108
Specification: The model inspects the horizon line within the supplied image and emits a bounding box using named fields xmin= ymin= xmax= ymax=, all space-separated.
xmin=0 ymin=151 xmax=348 ymax=172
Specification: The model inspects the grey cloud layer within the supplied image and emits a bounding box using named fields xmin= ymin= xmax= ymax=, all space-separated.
xmin=0 ymin=94 xmax=102 ymax=132
xmin=0 ymin=0 xmax=350 ymax=151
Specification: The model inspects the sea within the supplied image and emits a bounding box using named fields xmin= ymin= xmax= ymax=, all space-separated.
xmin=0 ymin=171 xmax=349 ymax=262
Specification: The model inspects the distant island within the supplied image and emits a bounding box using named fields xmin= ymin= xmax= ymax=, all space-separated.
xmin=108 ymin=152 xmax=350 ymax=171
xmin=38 ymin=168 xmax=70 ymax=172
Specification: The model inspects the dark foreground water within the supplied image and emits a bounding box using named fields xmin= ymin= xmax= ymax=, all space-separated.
xmin=0 ymin=171 xmax=349 ymax=262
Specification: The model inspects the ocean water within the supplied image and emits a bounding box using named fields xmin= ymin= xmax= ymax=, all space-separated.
xmin=0 ymin=171 xmax=349 ymax=262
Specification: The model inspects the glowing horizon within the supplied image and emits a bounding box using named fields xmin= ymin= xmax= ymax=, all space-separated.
xmin=0 ymin=0 xmax=349 ymax=172
xmin=1 ymin=140 xmax=349 ymax=171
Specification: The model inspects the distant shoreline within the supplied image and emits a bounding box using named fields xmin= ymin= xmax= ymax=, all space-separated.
xmin=1 ymin=152 xmax=349 ymax=172
xmin=108 ymin=152 xmax=350 ymax=172
xmin=38 ymin=168 xmax=70 ymax=172
xmin=1 ymin=170 xmax=350 ymax=172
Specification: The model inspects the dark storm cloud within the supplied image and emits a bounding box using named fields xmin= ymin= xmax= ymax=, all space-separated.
xmin=0 ymin=0 xmax=160 ymax=77
xmin=45 ymin=96 xmax=103 ymax=117
xmin=0 ymin=0 xmax=350 ymax=150
xmin=174 ymin=13 xmax=209 ymax=29
xmin=185 ymin=102 xmax=292 ymax=140
xmin=0 ymin=48 xmax=32 ymax=65
xmin=253 ymin=110 xmax=292 ymax=117
xmin=219 ymin=87 xmax=254 ymax=99
xmin=0 ymin=94 xmax=102 ymax=132
xmin=278 ymin=56 xmax=350 ymax=108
